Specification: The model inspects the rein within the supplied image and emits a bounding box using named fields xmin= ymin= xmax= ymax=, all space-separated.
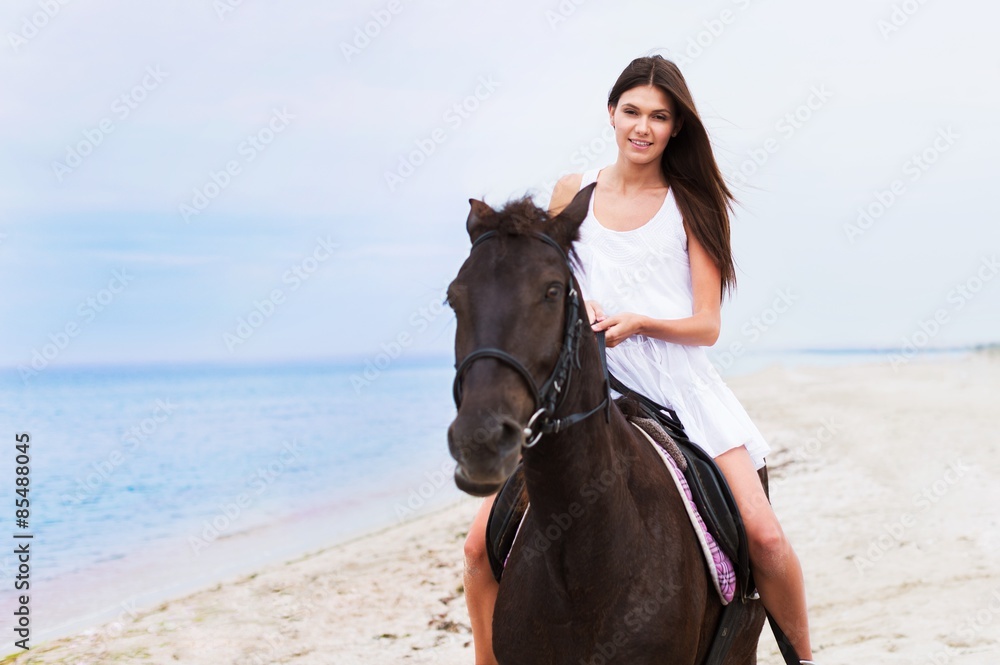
xmin=451 ymin=229 xmax=612 ymax=448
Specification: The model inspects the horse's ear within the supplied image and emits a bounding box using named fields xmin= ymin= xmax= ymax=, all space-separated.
xmin=549 ymin=182 xmax=596 ymax=245
xmin=466 ymin=198 xmax=496 ymax=243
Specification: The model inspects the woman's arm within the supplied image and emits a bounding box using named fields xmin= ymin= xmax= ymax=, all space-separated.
xmin=592 ymin=221 xmax=722 ymax=347
xmin=547 ymin=173 xmax=583 ymax=216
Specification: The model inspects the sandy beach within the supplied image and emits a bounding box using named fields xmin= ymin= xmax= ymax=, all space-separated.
xmin=5 ymin=350 xmax=999 ymax=664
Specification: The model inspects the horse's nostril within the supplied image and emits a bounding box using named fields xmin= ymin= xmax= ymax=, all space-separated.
xmin=502 ymin=419 xmax=524 ymax=443
xmin=449 ymin=411 xmax=523 ymax=473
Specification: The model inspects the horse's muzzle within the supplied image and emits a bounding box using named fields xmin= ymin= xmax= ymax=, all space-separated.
xmin=447 ymin=412 xmax=523 ymax=497
xmin=453 ymin=464 xmax=508 ymax=497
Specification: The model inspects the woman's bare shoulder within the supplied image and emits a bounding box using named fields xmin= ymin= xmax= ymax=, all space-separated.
xmin=548 ymin=172 xmax=584 ymax=216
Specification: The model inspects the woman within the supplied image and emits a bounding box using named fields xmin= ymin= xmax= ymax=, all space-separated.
xmin=463 ymin=55 xmax=816 ymax=665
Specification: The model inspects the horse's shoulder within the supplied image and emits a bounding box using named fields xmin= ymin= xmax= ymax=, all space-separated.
xmin=548 ymin=172 xmax=584 ymax=216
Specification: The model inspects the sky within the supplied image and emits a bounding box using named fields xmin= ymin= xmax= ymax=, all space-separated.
xmin=1 ymin=0 xmax=998 ymax=373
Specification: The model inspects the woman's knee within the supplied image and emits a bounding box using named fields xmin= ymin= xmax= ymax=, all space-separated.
xmin=465 ymin=496 xmax=496 ymax=572
xmin=464 ymin=522 xmax=489 ymax=565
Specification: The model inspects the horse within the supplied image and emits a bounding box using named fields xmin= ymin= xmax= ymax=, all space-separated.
xmin=446 ymin=182 xmax=767 ymax=664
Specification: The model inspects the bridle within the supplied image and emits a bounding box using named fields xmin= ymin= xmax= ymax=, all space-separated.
xmin=451 ymin=229 xmax=611 ymax=448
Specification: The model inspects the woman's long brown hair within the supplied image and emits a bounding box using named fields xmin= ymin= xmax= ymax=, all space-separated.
xmin=608 ymin=55 xmax=738 ymax=302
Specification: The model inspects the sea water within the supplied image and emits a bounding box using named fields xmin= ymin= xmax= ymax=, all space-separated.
xmin=0 ymin=356 xmax=463 ymax=642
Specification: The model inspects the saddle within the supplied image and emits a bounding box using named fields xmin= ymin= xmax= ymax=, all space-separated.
xmin=609 ymin=374 xmax=754 ymax=601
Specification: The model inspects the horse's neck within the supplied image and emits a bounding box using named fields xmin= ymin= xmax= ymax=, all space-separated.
xmin=521 ymin=409 xmax=636 ymax=523
xmin=520 ymin=331 xmax=634 ymax=520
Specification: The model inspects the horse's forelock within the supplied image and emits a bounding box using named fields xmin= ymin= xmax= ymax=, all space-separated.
xmin=493 ymin=196 xmax=549 ymax=236
xmin=492 ymin=195 xmax=581 ymax=254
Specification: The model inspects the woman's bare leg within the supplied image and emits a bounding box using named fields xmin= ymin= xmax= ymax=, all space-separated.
xmin=464 ymin=495 xmax=499 ymax=665
xmin=714 ymin=446 xmax=813 ymax=661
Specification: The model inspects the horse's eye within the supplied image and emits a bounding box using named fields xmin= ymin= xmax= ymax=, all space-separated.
xmin=546 ymin=284 xmax=562 ymax=300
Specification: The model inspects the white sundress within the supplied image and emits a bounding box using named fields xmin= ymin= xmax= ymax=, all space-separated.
xmin=572 ymin=167 xmax=771 ymax=470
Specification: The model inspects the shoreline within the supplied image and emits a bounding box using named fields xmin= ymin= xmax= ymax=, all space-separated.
xmin=1 ymin=496 xmax=484 ymax=664
xmin=5 ymin=349 xmax=999 ymax=663
xmin=2 ymin=480 xmax=465 ymax=650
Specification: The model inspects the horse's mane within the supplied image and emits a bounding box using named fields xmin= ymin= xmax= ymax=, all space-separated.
xmin=489 ymin=194 xmax=584 ymax=270
xmin=614 ymin=395 xmax=648 ymax=420
xmin=492 ymin=195 xmax=553 ymax=236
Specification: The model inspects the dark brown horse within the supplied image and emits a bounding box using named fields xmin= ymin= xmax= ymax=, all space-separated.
xmin=446 ymin=184 xmax=766 ymax=664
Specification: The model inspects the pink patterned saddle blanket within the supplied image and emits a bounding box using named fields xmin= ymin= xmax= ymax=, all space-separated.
xmin=629 ymin=422 xmax=736 ymax=604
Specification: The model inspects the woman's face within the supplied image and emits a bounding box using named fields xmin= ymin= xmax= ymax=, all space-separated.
xmin=608 ymin=84 xmax=681 ymax=165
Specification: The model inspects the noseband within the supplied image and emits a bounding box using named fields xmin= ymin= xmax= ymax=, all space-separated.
xmin=451 ymin=229 xmax=611 ymax=448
